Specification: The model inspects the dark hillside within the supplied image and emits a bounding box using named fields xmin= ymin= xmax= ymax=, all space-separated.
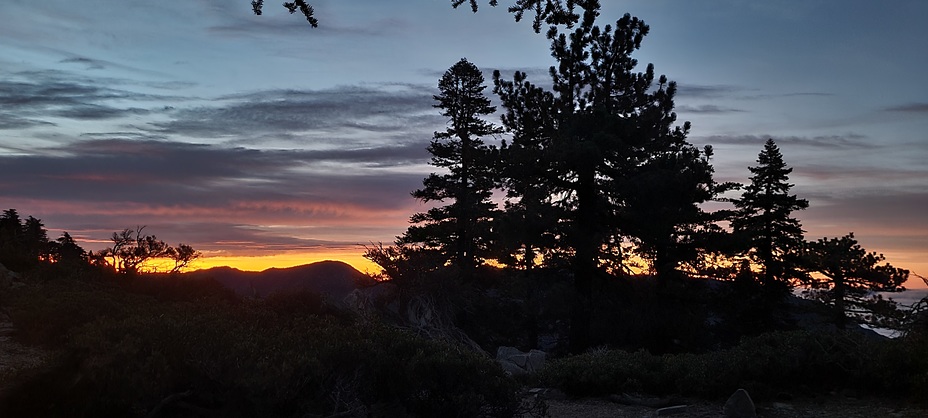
xmin=188 ymin=260 xmax=373 ymax=298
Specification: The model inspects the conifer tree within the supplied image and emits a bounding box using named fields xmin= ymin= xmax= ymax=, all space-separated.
xmin=621 ymin=144 xmax=732 ymax=278
xmin=494 ymin=8 xmax=725 ymax=350
xmin=804 ymin=233 xmax=908 ymax=329
xmin=51 ymin=232 xmax=87 ymax=267
xmin=493 ymin=71 xmax=564 ymax=270
xmin=399 ymin=58 xmax=501 ymax=280
xmin=0 ymin=209 xmax=53 ymax=270
xmin=732 ymin=139 xmax=809 ymax=289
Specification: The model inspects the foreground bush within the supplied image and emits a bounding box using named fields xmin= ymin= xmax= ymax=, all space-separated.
xmin=540 ymin=330 xmax=925 ymax=400
xmin=0 ymin=278 xmax=519 ymax=417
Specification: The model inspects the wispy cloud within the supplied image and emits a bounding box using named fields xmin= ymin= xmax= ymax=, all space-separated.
xmin=884 ymin=102 xmax=928 ymax=113
xmin=676 ymin=84 xmax=745 ymax=99
xmin=146 ymin=84 xmax=442 ymax=147
xmin=0 ymin=69 xmax=186 ymax=128
xmin=0 ymin=114 xmax=56 ymax=130
xmin=0 ymin=138 xmax=426 ymax=252
xmin=676 ymin=104 xmax=745 ymax=114
xmin=59 ymin=56 xmax=107 ymax=70
xmin=697 ymin=134 xmax=875 ymax=150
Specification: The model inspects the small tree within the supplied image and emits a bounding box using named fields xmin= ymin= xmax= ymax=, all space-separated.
xmin=50 ymin=232 xmax=87 ymax=267
xmin=99 ymin=226 xmax=199 ymax=275
xmin=803 ymin=233 xmax=908 ymax=329
xmin=166 ymin=243 xmax=201 ymax=273
xmin=732 ymin=139 xmax=809 ymax=290
xmin=398 ymin=58 xmax=502 ymax=280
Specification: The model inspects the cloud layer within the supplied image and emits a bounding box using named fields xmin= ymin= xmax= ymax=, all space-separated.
xmin=0 ymin=67 xmax=443 ymax=257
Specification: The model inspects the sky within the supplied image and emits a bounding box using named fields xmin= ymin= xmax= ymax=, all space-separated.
xmin=1 ymin=0 xmax=926 ymax=282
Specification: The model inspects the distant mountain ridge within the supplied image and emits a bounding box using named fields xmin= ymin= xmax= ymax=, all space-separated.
xmin=186 ymin=260 xmax=373 ymax=299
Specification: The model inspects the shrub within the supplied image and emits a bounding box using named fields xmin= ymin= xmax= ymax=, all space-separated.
xmin=1 ymin=279 xmax=520 ymax=417
xmin=541 ymin=330 xmax=916 ymax=400
xmin=2 ymin=279 xmax=147 ymax=346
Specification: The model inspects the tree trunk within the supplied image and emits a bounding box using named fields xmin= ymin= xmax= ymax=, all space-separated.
xmin=833 ymin=275 xmax=847 ymax=330
xmin=570 ymin=166 xmax=597 ymax=353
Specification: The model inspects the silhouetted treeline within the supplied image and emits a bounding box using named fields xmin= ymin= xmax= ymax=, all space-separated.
xmin=0 ymin=210 xmax=199 ymax=278
xmin=0 ymin=209 xmax=86 ymax=273
xmin=367 ymin=3 xmax=911 ymax=352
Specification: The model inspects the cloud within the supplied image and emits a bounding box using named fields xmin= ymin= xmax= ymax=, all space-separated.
xmin=696 ymin=134 xmax=875 ymax=150
xmin=0 ymin=69 xmax=185 ymax=128
xmin=59 ymin=56 xmax=107 ymax=70
xmin=1 ymin=139 xmax=425 ymax=205
xmin=146 ymin=84 xmax=444 ymax=147
xmin=884 ymin=103 xmax=928 ymax=113
xmin=0 ymin=65 xmax=453 ymax=257
xmin=676 ymin=84 xmax=744 ymax=99
xmin=676 ymin=104 xmax=745 ymax=114
xmin=53 ymin=104 xmax=151 ymax=120
xmin=0 ymin=114 xmax=56 ymax=130
xmin=0 ymin=138 xmax=428 ymax=253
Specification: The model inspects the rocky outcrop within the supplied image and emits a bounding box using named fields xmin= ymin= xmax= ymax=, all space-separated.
xmin=496 ymin=346 xmax=546 ymax=375
xmin=343 ymin=282 xmax=398 ymax=319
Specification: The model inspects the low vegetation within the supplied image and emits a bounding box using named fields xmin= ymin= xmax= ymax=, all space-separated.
xmin=541 ymin=330 xmax=928 ymax=400
xmin=0 ymin=271 xmax=520 ymax=417
xmin=4 ymin=266 xmax=928 ymax=417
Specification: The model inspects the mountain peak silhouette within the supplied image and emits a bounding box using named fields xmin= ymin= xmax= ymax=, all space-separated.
xmin=188 ymin=260 xmax=373 ymax=298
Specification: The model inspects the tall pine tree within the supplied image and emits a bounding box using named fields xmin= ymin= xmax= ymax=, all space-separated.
xmin=399 ymin=58 xmax=501 ymax=280
xmin=494 ymin=8 xmax=724 ymax=350
xmin=732 ymin=139 xmax=809 ymax=289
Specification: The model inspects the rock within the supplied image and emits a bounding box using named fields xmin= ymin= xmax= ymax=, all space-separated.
xmin=496 ymin=346 xmax=546 ymax=375
xmin=525 ymin=349 xmax=546 ymax=371
xmin=723 ymin=389 xmax=756 ymax=418
xmin=343 ymin=282 xmax=397 ymax=318
xmin=656 ymin=405 xmax=689 ymax=416
xmin=498 ymin=359 xmax=528 ymax=376
xmin=526 ymin=387 xmax=566 ymax=401
xmin=497 ymin=346 xmax=522 ymax=359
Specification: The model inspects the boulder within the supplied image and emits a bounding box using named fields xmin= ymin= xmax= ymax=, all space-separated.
xmin=496 ymin=346 xmax=546 ymax=375
xmin=723 ymin=388 xmax=756 ymax=418
xmin=343 ymin=282 xmax=397 ymax=318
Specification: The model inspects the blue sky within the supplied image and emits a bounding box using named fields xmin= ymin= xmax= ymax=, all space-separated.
xmin=1 ymin=0 xmax=926 ymax=277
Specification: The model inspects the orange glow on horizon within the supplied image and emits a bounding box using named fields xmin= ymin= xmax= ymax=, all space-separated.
xmin=192 ymin=250 xmax=381 ymax=275
xmin=189 ymin=250 xmax=928 ymax=288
